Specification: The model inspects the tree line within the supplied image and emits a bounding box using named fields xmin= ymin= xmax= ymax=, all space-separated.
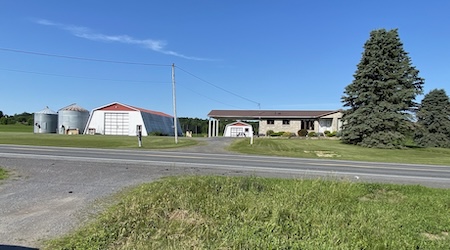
xmin=0 ymin=111 xmax=33 ymax=125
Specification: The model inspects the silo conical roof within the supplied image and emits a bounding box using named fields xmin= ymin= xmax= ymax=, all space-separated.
xmin=35 ymin=106 xmax=57 ymax=115
xmin=59 ymin=103 xmax=88 ymax=112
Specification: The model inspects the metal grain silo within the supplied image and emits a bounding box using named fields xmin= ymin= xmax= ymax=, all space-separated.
xmin=34 ymin=107 xmax=58 ymax=133
xmin=58 ymin=103 xmax=90 ymax=134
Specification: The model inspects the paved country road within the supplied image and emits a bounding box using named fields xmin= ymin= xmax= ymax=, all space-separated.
xmin=0 ymin=141 xmax=449 ymax=249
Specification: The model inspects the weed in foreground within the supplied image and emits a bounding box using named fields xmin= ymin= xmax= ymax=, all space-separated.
xmin=45 ymin=176 xmax=450 ymax=249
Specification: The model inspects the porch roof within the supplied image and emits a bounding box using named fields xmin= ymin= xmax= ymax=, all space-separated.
xmin=208 ymin=110 xmax=340 ymax=120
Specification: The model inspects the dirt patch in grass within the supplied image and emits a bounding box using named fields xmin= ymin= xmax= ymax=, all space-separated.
xmin=422 ymin=232 xmax=449 ymax=240
xmin=304 ymin=150 xmax=341 ymax=158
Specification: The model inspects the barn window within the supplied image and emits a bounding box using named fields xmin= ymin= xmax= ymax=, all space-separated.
xmin=282 ymin=119 xmax=290 ymax=125
xmin=267 ymin=119 xmax=275 ymax=125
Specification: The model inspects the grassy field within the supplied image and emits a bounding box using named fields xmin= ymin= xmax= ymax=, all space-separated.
xmin=0 ymin=132 xmax=198 ymax=149
xmin=45 ymin=176 xmax=450 ymax=249
xmin=229 ymin=137 xmax=450 ymax=166
xmin=0 ymin=124 xmax=33 ymax=133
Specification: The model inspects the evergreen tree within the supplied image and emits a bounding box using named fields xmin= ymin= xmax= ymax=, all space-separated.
xmin=341 ymin=29 xmax=424 ymax=148
xmin=414 ymin=89 xmax=450 ymax=147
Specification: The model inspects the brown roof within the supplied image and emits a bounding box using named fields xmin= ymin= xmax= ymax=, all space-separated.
xmin=208 ymin=110 xmax=340 ymax=119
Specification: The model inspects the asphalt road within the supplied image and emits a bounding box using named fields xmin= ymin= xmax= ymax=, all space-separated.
xmin=0 ymin=143 xmax=449 ymax=248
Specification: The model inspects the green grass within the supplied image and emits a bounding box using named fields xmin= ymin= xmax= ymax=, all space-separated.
xmin=0 ymin=167 xmax=8 ymax=180
xmin=0 ymin=124 xmax=33 ymax=133
xmin=229 ymin=137 xmax=450 ymax=165
xmin=45 ymin=176 xmax=450 ymax=249
xmin=0 ymin=132 xmax=198 ymax=149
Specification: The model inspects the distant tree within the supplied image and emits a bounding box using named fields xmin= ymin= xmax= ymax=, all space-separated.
xmin=341 ymin=29 xmax=424 ymax=148
xmin=0 ymin=116 xmax=8 ymax=125
xmin=14 ymin=112 xmax=32 ymax=124
xmin=0 ymin=110 xmax=3 ymax=118
xmin=414 ymin=89 xmax=450 ymax=147
xmin=179 ymin=117 xmax=209 ymax=135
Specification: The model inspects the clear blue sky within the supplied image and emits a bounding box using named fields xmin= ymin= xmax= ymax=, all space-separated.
xmin=1 ymin=1 xmax=449 ymax=118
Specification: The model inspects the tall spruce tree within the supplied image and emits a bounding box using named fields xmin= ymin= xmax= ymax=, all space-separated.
xmin=341 ymin=29 xmax=424 ymax=148
xmin=414 ymin=89 xmax=450 ymax=147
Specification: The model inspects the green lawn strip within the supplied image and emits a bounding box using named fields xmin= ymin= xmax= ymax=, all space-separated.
xmin=44 ymin=176 xmax=450 ymax=249
xmin=229 ymin=138 xmax=450 ymax=165
xmin=0 ymin=132 xmax=197 ymax=149
xmin=0 ymin=124 xmax=33 ymax=133
xmin=0 ymin=167 xmax=8 ymax=180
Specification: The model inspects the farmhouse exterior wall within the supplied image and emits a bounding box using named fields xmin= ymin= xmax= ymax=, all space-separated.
xmin=260 ymin=120 xmax=301 ymax=135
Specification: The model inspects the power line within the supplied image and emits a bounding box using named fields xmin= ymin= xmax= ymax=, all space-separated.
xmin=175 ymin=65 xmax=261 ymax=108
xmin=0 ymin=47 xmax=171 ymax=67
xmin=1 ymin=47 xmax=262 ymax=109
xmin=0 ymin=67 xmax=170 ymax=84
xmin=177 ymin=84 xmax=243 ymax=109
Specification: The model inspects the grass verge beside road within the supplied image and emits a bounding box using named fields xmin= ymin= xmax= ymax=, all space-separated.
xmin=229 ymin=138 xmax=450 ymax=166
xmin=45 ymin=176 xmax=450 ymax=249
xmin=0 ymin=167 xmax=8 ymax=180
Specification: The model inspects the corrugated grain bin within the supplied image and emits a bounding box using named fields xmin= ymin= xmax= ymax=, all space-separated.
xmin=58 ymin=103 xmax=89 ymax=134
xmin=34 ymin=107 xmax=58 ymax=133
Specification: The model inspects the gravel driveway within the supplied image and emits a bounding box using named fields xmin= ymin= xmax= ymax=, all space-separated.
xmin=0 ymin=138 xmax=238 ymax=249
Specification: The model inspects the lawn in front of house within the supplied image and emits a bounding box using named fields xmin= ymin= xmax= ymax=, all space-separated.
xmin=229 ymin=137 xmax=450 ymax=165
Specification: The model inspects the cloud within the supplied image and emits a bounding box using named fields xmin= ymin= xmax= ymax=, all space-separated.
xmin=35 ymin=19 xmax=210 ymax=61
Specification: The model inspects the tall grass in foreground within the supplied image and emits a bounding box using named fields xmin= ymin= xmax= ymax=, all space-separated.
xmin=45 ymin=176 xmax=450 ymax=249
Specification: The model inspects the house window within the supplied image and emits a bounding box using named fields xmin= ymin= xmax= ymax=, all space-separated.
xmin=301 ymin=120 xmax=315 ymax=130
xmin=282 ymin=119 xmax=290 ymax=125
xmin=267 ymin=119 xmax=275 ymax=125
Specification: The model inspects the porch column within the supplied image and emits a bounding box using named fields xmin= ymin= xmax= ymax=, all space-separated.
xmin=208 ymin=119 xmax=212 ymax=137
xmin=215 ymin=119 xmax=219 ymax=137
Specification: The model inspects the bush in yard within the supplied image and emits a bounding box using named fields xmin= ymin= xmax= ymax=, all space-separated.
xmin=325 ymin=131 xmax=337 ymax=137
xmin=270 ymin=131 xmax=284 ymax=137
xmin=308 ymin=132 xmax=317 ymax=137
xmin=266 ymin=130 xmax=274 ymax=136
xmin=282 ymin=132 xmax=295 ymax=138
xmin=298 ymin=129 xmax=308 ymax=137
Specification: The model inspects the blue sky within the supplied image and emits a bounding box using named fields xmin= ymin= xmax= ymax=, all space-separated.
xmin=1 ymin=1 xmax=449 ymax=118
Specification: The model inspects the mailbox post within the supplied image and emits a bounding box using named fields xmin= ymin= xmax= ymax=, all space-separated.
xmin=137 ymin=125 xmax=142 ymax=147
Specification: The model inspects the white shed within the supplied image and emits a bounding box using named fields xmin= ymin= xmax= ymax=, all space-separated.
xmin=84 ymin=102 xmax=182 ymax=136
xmin=223 ymin=121 xmax=253 ymax=137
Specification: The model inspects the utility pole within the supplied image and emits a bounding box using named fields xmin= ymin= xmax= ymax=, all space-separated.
xmin=172 ymin=63 xmax=178 ymax=144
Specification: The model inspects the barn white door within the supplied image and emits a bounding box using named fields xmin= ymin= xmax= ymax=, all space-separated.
xmin=104 ymin=113 xmax=129 ymax=135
